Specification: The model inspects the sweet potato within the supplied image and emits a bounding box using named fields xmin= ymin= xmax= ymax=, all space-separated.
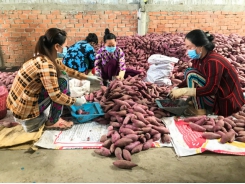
xmin=94 ymin=147 xmax=111 ymax=157
xmin=184 ymin=116 xmax=206 ymax=122
xmin=145 ymin=133 xmax=151 ymax=140
xmin=113 ymin=160 xmax=137 ymax=169
xmin=131 ymin=119 xmax=146 ymax=128
xmin=220 ymin=130 xmax=236 ymax=144
xmin=119 ymin=127 xmax=135 ymax=135
xmin=133 ymin=106 xmax=146 ymax=114
xmin=112 ymin=131 xmax=121 ymax=143
xmin=216 ymin=119 xmax=225 ymax=127
xmin=189 ymin=123 xmax=206 ymax=132
xmin=110 ymin=122 xmax=120 ymax=128
xmin=122 ymin=149 xmax=131 ymax=161
xmin=115 ymin=115 xmax=124 ymax=124
xmin=124 ymin=124 xmax=139 ymax=131
xmin=110 ymin=143 xmax=115 ymax=153
xmin=224 ymin=122 xmax=232 ymax=130
xmin=235 ymin=136 xmax=245 ymax=142
xmin=235 ymin=122 xmax=245 ymax=127
xmin=115 ymin=138 xmax=133 ymax=147
xmin=139 ymin=134 xmax=146 ymax=143
xmin=153 ymin=133 xmax=161 ymax=141
xmin=102 ymin=139 xmax=112 ymax=148
xmin=234 ymin=127 xmax=245 ymax=132
xmin=202 ymin=132 xmax=221 ymax=139
xmin=202 ymin=125 xmax=214 ymax=132
xmin=149 ymin=129 xmax=159 ymax=136
xmin=152 ymin=126 xmax=170 ymax=134
xmin=216 ymin=131 xmax=225 ymax=137
xmin=107 ymin=130 xmax=114 ymax=137
xmin=131 ymin=143 xmax=143 ymax=154
xmin=113 ymin=99 xmax=131 ymax=108
xmin=145 ymin=117 xmax=160 ymax=126
xmin=194 ymin=117 xmax=206 ymax=126
xmin=124 ymin=134 xmax=139 ymax=142
xmin=134 ymin=112 xmax=149 ymax=124
xmin=213 ymin=125 xmax=222 ymax=132
xmin=142 ymin=127 xmax=151 ymax=133
xmin=223 ymin=118 xmax=236 ymax=127
xmin=115 ymin=147 xmax=123 ymax=160
xmin=238 ymin=131 xmax=245 ymax=136
xmin=125 ymin=141 xmax=141 ymax=151
xmin=100 ymin=135 xmax=107 ymax=142
xmin=107 ymin=126 xmax=113 ymax=131
xmin=142 ymin=139 xmax=153 ymax=151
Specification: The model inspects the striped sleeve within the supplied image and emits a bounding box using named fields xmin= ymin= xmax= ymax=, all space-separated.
xmin=118 ymin=48 xmax=126 ymax=71
xmin=196 ymin=60 xmax=224 ymax=96
xmin=56 ymin=58 xmax=88 ymax=80
xmin=38 ymin=60 xmax=75 ymax=106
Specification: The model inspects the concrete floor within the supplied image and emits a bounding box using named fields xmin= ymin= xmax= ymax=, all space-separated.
xmin=0 ymin=148 xmax=245 ymax=183
xmin=1 ymin=81 xmax=245 ymax=183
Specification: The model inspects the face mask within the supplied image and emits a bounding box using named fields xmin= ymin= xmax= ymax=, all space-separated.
xmin=105 ymin=46 xmax=116 ymax=53
xmin=187 ymin=49 xmax=201 ymax=59
xmin=57 ymin=46 xmax=67 ymax=58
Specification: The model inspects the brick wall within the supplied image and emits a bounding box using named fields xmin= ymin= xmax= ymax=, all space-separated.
xmin=148 ymin=11 xmax=245 ymax=36
xmin=0 ymin=10 xmax=137 ymax=67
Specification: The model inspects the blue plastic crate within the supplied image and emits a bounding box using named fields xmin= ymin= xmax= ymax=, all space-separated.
xmin=70 ymin=102 xmax=105 ymax=124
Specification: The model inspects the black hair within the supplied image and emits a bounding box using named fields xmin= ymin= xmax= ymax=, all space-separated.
xmin=185 ymin=29 xmax=215 ymax=51
xmin=35 ymin=28 xmax=67 ymax=75
xmin=85 ymin=33 xmax=98 ymax=44
xmin=103 ymin=28 xmax=116 ymax=43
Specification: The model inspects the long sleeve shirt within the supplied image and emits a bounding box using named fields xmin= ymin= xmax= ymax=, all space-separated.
xmin=94 ymin=47 xmax=126 ymax=78
xmin=62 ymin=41 xmax=96 ymax=72
xmin=178 ymin=51 xmax=244 ymax=116
xmin=7 ymin=56 xmax=88 ymax=120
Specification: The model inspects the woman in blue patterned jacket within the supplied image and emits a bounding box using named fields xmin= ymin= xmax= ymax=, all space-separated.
xmin=62 ymin=33 xmax=98 ymax=74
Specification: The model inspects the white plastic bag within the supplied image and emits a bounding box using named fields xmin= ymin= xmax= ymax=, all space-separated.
xmin=146 ymin=64 xmax=173 ymax=81
xmin=148 ymin=54 xmax=179 ymax=65
xmin=69 ymin=78 xmax=90 ymax=98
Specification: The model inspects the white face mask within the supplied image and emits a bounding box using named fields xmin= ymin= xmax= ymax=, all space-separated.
xmin=57 ymin=46 xmax=67 ymax=58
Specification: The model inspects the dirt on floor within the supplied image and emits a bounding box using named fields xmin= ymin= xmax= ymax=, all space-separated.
xmin=0 ymin=148 xmax=245 ymax=183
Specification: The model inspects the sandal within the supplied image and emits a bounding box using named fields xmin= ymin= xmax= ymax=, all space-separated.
xmin=45 ymin=118 xmax=73 ymax=130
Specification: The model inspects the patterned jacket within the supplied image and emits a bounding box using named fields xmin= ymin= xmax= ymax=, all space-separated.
xmin=7 ymin=56 xmax=88 ymax=120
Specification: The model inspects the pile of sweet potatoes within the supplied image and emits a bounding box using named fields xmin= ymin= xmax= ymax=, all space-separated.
xmin=184 ymin=112 xmax=245 ymax=143
xmin=88 ymin=75 xmax=172 ymax=169
xmin=0 ymin=71 xmax=17 ymax=91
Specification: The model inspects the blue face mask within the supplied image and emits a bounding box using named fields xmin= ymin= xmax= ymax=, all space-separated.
xmin=187 ymin=49 xmax=201 ymax=59
xmin=57 ymin=46 xmax=68 ymax=58
xmin=105 ymin=46 xmax=116 ymax=53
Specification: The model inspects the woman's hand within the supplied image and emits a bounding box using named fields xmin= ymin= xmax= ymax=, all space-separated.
xmin=169 ymin=87 xmax=196 ymax=99
xmin=116 ymin=71 xmax=125 ymax=80
xmin=87 ymin=75 xmax=102 ymax=82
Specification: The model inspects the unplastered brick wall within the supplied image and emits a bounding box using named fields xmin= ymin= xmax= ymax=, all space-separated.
xmin=148 ymin=11 xmax=245 ymax=36
xmin=0 ymin=10 xmax=137 ymax=67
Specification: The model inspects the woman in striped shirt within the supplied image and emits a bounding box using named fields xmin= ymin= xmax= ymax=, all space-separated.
xmin=170 ymin=29 xmax=244 ymax=117
xmin=7 ymin=28 xmax=100 ymax=132
xmin=95 ymin=28 xmax=141 ymax=86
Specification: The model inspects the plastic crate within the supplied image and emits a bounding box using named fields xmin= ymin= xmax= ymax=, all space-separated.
xmin=70 ymin=102 xmax=105 ymax=123
xmin=156 ymin=98 xmax=189 ymax=116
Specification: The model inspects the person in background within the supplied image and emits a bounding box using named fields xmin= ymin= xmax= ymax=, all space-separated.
xmin=62 ymin=33 xmax=98 ymax=75
xmin=95 ymin=28 xmax=141 ymax=86
xmin=7 ymin=28 xmax=100 ymax=132
xmin=169 ymin=29 xmax=244 ymax=117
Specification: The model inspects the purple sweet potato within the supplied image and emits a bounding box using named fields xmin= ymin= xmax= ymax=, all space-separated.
xmin=152 ymin=126 xmax=170 ymax=134
xmin=216 ymin=131 xmax=225 ymax=137
xmin=235 ymin=136 xmax=245 ymax=142
xmin=153 ymin=133 xmax=161 ymax=141
xmin=94 ymin=147 xmax=111 ymax=157
xmin=235 ymin=122 xmax=245 ymax=127
xmin=142 ymin=127 xmax=151 ymax=133
xmin=102 ymin=139 xmax=112 ymax=148
xmin=119 ymin=127 xmax=135 ymax=135
xmin=238 ymin=131 xmax=245 ymax=136
xmin=131 ymin=143 xmax=143 ymax=154
xmin=122 ymin=149 xmax=132 ymax=161
xmin=110 ymin=122 xmax=121 ymax=128
xmin=110 ymin=143 xmax=115 ymax=153
xmin=115 ymin=147 xmax=123 ymax=160
xmin=220 ymin=130 xmax=236 ymax=144
xmin=184 ymin=115 xmax=206 ymax=122
xmin=124 ymin=134 xmax=139 ymax=142
xmin=107 ymin=130 xmax=114 ymax=137
xmin=216 ymin=119 xmax=225 ymax=127
xmin=189 ymin=123 xmax=206 ymax=132
xmin=125 ymin=141 xmax=141 ymax=151
xmin=201 ymin=132 xmax=221 ymax=139
xmin=194 ymin=117 xmax=206 ymax=126
xmin=234 ymin=127 xmax=245 ymax=132
xmin=139 ymin=134 xmax=146 ymax=143
xmin=145 ymin=133 xmax=151 ymax=140
xmin=163 ymin=134 xmax=171 ymax=143
xmin=131 ymin=119 xmax=146 ymax=128
xmin=113 ymin=160 xmax=137 ymax=169
xmin=112 ymin=131 xmax=121 ymax=143
xmin=115 ymin=138 xmax=133 ymax=147
xmin=149 ymin=129 xmax=159 ymax=136
xmin=202 ymin=125 xmax=214 ymax=132
xmin=100 ymin=135 xmax=107 ymax=142
xmin=142 ymin=139 xmax=153 ymax=151
xmin=223 ymin=118 xmax=236 ymax=127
